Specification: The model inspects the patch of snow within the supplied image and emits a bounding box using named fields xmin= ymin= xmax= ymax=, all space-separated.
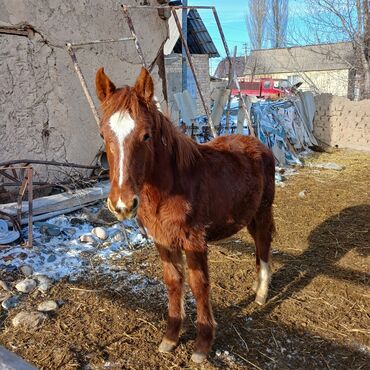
xmin=0 ymin=207 xmax=152 ymax=281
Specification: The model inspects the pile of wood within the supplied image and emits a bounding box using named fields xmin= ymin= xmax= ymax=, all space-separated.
xmin=0 ymin=182 xmax=110 ymax=225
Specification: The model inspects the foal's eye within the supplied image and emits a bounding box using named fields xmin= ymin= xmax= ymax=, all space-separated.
xmin=143 ymin=133 xmax=151 ymax=142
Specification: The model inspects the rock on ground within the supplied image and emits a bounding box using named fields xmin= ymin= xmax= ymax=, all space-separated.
xmin=34 ymin=275 xmax=53 ymax=293
xmin=92 ymin=227 xmax=108 ymax=240
xmin=12 ymin=311 xmax=47 ymax=329
xmin=1 ymin=296 xmax=20 ymax=310
xmin=15 ymin=279 xmax=37 ymax=293
xmin=37 ymin=300 xmax=58 ymax=312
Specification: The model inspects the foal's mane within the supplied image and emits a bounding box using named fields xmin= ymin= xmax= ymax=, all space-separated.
xmin=101 ymin=87 xmax=201 ymax=170
xmin=150 ymin=104 xmax=201 ymax=170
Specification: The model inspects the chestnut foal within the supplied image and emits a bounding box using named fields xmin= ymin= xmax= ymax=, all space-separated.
xmin=95 ymin=67 xmax=275 ymax=363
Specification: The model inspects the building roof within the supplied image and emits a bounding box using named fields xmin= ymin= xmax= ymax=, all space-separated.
xmin=172 ymin=8 xmax=219 ymax=57
xmin=245 ymin=42 xmax=354 ymax=75
xmin=214 ymin=56 xmax=248 ymax=79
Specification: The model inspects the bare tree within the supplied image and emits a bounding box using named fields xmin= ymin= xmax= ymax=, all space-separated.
xmin=303 ymin=0 xmax=370 ymax=100
xmin=269 ymin=0 xmax=289 ymax=48
xmin=246 ymin=0 xmax=268 ymax=50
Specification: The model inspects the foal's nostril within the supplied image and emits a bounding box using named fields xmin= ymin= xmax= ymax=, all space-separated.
xmin=132 ymin=196 xmax=139 ymax=211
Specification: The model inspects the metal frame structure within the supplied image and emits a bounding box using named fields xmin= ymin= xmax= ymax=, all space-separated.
xmin=0 ymin=3 xmax=236 ymax=249
xmin=121 ymin=4 xmax=235 ymax=138
xmin=65 ymin=4 xmax=235 ymax=137
xmin=0 ymin=160 xmax=99 ymax=248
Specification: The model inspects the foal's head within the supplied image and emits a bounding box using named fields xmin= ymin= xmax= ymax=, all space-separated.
xmin=95 ymin=67 xmax=157 ymax=220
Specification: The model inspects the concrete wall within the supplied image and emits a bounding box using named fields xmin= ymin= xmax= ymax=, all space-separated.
xmin=0 ymin=0 xmax=168 ymax=182
xmin=253 ymin=69 xmax=350 ymax=97
xmin=165 ymin=53 xmax=210 ymax=120
xmin=314 ymin=94 xmax=370 ymax=151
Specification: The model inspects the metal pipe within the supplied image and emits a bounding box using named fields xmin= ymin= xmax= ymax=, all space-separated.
xmin=171 ymin=9 xmax=217 ymax=138
xmin=0 ymin=159 xmax=98 ymax=169
xmin=17 ymin=174 xmax=28 ymax=227
xmin=181 ymin=1 xmax=188 ymax=92
xmin=225 ymin=46 xmax=238 ymax=131
xmin=122 ymin=5 xmax=215 ymax=10
xmin=27 ymin=167 xmax=33 ymax=248
xmin=122 ymin=5 xmax=148 ymax=69
xmin=66 ymin=43 xmax=101 ymax=128
xmin=212 ymin=8 xmax=232 ymax=67
xmin=68 ymin=37 xmax=135 ymax=48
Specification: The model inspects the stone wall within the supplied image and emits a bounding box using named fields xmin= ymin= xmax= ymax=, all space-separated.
xmin=314 ymin=94 xmax=370 ymax=151
xmin=0 ymin=0 xmax=168 ymax=182
xmin=165 ymin=53 xmax=210 ymax=121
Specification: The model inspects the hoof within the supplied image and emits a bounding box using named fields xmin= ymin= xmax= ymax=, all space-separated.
xmin=255 ymin=293 xmax=267 ymax=306
xmin=158 ymin=339 xmax=177 ymax=353
xmin=191 ymin=351 xmax=207 ymax=364
xmin=251 ymin=280 xmax=259 ymax=292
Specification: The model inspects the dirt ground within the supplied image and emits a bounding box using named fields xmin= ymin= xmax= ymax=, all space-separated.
xmin=0 ymin=149 xmax=369 ymax=369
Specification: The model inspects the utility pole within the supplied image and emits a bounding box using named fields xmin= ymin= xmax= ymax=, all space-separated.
xmin=243 ymin=42 xmax=248 ymax=63
xmin=182 ymin=0 xmax=188 ymax=91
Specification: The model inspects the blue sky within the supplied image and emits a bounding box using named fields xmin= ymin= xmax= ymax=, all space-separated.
xmin=188 ymin=0 xmax=308 ymax=73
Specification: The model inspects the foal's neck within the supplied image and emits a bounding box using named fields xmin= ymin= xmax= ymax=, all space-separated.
xmin=146 ymin=109 xmax=201 ymax=194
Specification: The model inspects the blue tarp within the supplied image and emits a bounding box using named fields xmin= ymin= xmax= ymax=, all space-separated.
xmin=192 ymin=93 xmax=316 ymax=166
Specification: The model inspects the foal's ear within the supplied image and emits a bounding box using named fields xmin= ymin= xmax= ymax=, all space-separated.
xmin=96 ymin=67 xmax=116 ymax=102
xmin=134 ymin=67 xmax=154 ymax=103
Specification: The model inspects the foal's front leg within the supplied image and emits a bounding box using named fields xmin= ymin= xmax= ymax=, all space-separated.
xmin=185 ymin=249 xmax=216 ymax=363
xmin=156 ymin=244 xmax=185 ymax=353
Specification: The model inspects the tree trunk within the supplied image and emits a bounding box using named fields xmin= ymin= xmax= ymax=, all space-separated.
xmin=361 ymin=61 xmax=370 ymax=99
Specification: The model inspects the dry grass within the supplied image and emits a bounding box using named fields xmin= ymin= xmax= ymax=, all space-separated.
xmin=0 ymin=149 xmax=369 ymax=369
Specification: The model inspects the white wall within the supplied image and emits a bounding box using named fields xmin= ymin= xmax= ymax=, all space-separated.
xmin=0 ymin=0 xmax=168 ymax=181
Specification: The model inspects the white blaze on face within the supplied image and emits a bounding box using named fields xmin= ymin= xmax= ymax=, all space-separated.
xmin=109 ymin=111 xmax=135 ymax=187
xmin=116 ymin=197 xmax=126 ymax=211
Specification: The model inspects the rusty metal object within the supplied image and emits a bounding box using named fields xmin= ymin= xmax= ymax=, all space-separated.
xmin=211 ymin=8 xmax=232 ymax=66
xmin=66 ymin=43 xmax=101 ymax=128
xmin=125 ymin=5 xmax=215 ymax=10
xmin=121 ymin=5 xmax=148 ymax=69
xmin=171 ymin=8 xmax=218 ymax=138
xmin=0 ymin=211 xmax=23 ymax=243
xmin=0 ymin=160 xmax=101 ymax=248
xmin=26 ymin=167 xmax=33 ymax=247
xmin=68 ymin=37 xmax=135 ymax=48
xmin=225 ymin=46 xmax=237 ymax=131
xmin=0 ymin=165 xmax=34 ymax=247
xmin=16 ymin=169 xmax=29 ymax=225
xmin=0 ymin=159 xmax=98 ymax=169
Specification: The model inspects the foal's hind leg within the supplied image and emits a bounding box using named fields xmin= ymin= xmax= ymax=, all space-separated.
xmin=156 ymin=245 xmax=185 ymax=352
xmin=185 ymin=249 xmax=216 ymax=364
xmin=248 ymin=206 xmax=274 ymax=305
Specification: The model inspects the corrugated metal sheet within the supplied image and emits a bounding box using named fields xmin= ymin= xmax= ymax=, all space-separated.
xmin=173 ymin=9 xmax=219 ymax=57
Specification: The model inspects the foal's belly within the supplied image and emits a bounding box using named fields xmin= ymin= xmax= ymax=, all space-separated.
xmin=205 ymin=221 xmax=246 ymax=242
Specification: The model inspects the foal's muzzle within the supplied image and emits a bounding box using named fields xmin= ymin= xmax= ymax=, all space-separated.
xmin=107 ymin=195 xmax=139 ymax=220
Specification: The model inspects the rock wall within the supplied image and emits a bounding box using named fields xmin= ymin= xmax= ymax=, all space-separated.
xmin=0 ymin=0 xmax=168 ymax=182
xmin=314 ymin=94 xmax=370 ymax=151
